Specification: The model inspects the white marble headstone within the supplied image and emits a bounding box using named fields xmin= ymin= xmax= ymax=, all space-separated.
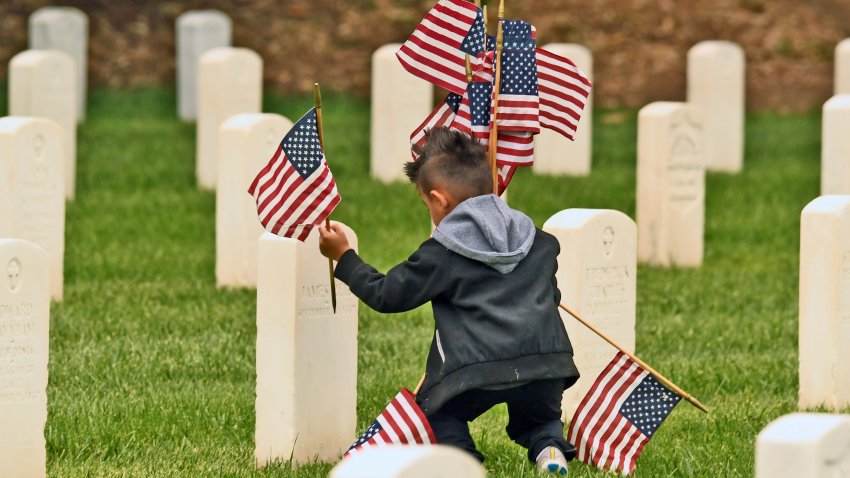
xmin=216 ymin=113 xmax=293 ymax=287
xmin=0 ymin=239 xmax=49 ymax=478
xmin=28 ymin=6 xmax=87 ymax=123
xmin=255 ymin=227 xmax=358 ymax=467
xmin=756 ymin=413 xmax=850 ymax=478
xmin=330 ymin=446 xmax=486 ymax=478
xmin=543 ymin=209 xmax=636 ymax=418
xmin=534 ymin=44 xmax=593 ymax=176
xmin=799 ymin=195 xmax=850 ymax=410
xmin=821 ymin=96 xmax=850 ymax=195
xmin=371 ymin=44 xmax=433 ymax=183
xmin=0 ymin=118 xmax=65 ymax=301
xmin=196 ymin=47 xmax=262 ymax=190
xmin=176 ymin=10 xmax=232 ymax=121
xmin=835 ymin=39 xmax=850 ymax=95
xmin=9 ymin=50 xmax=77 ymax=200
xmin=687 ymin=41 xmax=744 ymax=173
xmin=636 ymin=102 xmax=705 ymax=268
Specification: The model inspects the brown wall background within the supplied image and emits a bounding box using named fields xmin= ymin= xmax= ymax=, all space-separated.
xmin=1 ymin=0 xmax=849 ymax=112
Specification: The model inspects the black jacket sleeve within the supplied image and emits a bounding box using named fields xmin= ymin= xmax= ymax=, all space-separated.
xmin=334 ymin=240 xmax=450 ymax=313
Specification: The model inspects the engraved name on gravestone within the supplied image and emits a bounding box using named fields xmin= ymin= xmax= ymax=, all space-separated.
xmin=543 ymin=209 xmax=636 ymax=418
xmin=0 ymin=239 xmax=49 ymax=478
xmin=687 ymin=41 xmax=744 ymax=173
xmin=756 ymin=413 xmax=850 ymax=478
xmin=197 ymin=47 xmax=262 ymax=190
xmin=29 ymin=6 xmax=87 ymax=123
xmin=637 ymin=102 xmax=705 ymax=268
xmin=534 ymin=44 xmax=593 ymax=176
xmin=0 ymin=118 xmax=65 ymax=302
xmin=371 ymin=44 xmax=433 ymax=183
xmin=821 ymin=96 xmax=850 ymax=195
xmin=216 ymin=113 xmax=293 ymax=287
xmin=9 ymin=50 xmax=77 ymax=200
xmin=176 ymin=10 xmax=232 ymax=121
xmin=255 ymin=226 xmax=358 ymax=467
xmin=799 ymin=195 xmax=850 ymax=411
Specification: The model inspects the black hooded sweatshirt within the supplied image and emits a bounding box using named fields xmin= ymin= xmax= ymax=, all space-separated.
xmin=334 ymin=194 xmax=579 ymax=415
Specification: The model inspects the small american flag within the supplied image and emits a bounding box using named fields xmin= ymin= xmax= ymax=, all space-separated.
xmin=345 ymin=388 xmax=436 ymax=457
xmin=410 ymin=92 xmax=463 ymax=158
xmin=536 ymin=47 xmax=592 ymax=140
xmin=396 ymin=0 xmax=486 ymax=96
xmin=567 ymin=352 xmax=681 ymax=475
xmin=247 ymin=108 xmax=341 ymax=242
xmin=495 ymin=20 xmax=539 ymax=133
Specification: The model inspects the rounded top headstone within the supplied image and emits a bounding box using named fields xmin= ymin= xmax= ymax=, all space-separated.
xmin=200 ymin=47 xmax=262 ymax=64
xmin=688 ymin=40 xmax=744 ymax=59
xmin=802 ymin=195 xmax=850 ymax=215
xmin=758 ymin=413 xmax=850 ymax=444
xmin=824 ymin=94 xmax=850 ymax=110
xmin=373 ymin=43 xmax=404 ymax=60
xmin=330 ymin=445 xmax=486 ymax=478
xmin=29 ymin=6 xmax=87 ymax=25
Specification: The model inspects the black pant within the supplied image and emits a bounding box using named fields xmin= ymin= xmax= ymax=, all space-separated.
xmin=427 ymin=378 xmax=576 ymax=463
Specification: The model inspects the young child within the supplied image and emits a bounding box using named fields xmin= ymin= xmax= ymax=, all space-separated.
xmin=319 ymin=127 xmax=579 ymax=475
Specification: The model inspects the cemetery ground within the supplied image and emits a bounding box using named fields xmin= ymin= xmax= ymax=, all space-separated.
xmin=0 ymin=85 xmax=839 ymax=477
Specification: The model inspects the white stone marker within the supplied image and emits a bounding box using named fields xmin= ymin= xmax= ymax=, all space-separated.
xmin=197 ymin=47 xmax=262 ymax=190
xmin=9 ymin=50 xmax=77 ymax=200
xmin=636 ymin=102 xmax=705 ymax=268
xmin=255 ymin=227 xmax=358 ymax=467
xmin=756 ymin=413 xmax=850 ymax=478
xmin=543 ymin=209 xmax=636 ymax=418
xmin=835 ymin=39 xmax=850 ymax=95
xmin=799 ymin=195 xmax=850 ymax=410
xmin=176 ymin=10 xmax=232 ymax=121
xmin=0 ymin=118 xmax=65 ymax=301
xmin=371 ymin=44 xmax=433 ymax=183
xmin=216 ymin=113 xmax=293 ymax=288
xmin=687 ymin=41 xmax=745 ymax=173
xmin=330 ymin=446 xmax=486 ymax=478
xmin=821 ymin=96 xmax=850 ymax=195
xmin=534 ymin=44 xmax=593 ymax=176
xmin=29 ymin=6 xmax=87 ymax=123
xmin=0 ymin=239 xmax=49 ymax=478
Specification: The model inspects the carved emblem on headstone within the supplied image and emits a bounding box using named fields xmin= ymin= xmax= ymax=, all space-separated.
xmin=33 ymin=134 xmax=45 ymax=159
xmin=8 ymin=258 xmax=22 ymax=292
xmin=602 ymin=226 xmax=615 ymax=257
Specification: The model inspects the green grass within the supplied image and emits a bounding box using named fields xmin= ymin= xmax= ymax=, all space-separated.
xmin=2 ymin=86 xmax=841 ymax=476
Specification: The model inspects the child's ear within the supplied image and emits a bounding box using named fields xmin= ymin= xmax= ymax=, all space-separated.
xmin=429 ymin=189 xmax=450 ymax=211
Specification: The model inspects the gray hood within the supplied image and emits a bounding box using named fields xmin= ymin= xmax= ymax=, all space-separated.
xmin=433 ymin=194 xmax=536 ymax=274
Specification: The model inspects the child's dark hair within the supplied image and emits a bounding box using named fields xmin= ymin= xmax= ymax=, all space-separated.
xmin=404 ymin=127 xmax=493 ymax=201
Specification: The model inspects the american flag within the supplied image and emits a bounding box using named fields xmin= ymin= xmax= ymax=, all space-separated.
xmin=410 ymin=92 xmax=463 ymax=158
xmin=567 ymin=352 xmax=681 ymax=475
xmin=536 ymin=47 xmax=592 ymax=140
xmin=345 ymin=388 xmax=436 ymax=457
xmin=247 ymin=108 xmax=341 ymax=242
xmin=494 ymin=20 xmax=539 ymax=133
xmin=396 ymin=0 xmax=486 ymax=96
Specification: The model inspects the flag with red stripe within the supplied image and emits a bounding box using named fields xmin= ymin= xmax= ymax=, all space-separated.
xmin=567 ymin=352 xmax=681 ymax=475
xmin=247 ymin=108 xmax=341 ymax=242
xmin=410 ymin=92 xmax=463 ymax=158
xmin=396 ymin=0 xmax=486 ymax=96
xmin=345 ymin=388 xmax=436 ymax=457
xmin=536 ymin=47 xmax=592 ymax=140
xmin=494 ymin=20 xmax=539 ymax=133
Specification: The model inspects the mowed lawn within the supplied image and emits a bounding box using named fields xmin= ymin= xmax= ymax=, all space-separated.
xmin=0 ymin=86 xmax=840 ymax=477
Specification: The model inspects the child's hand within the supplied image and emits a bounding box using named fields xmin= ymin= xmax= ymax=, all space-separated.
xmin=319 ymin=221 xmax=351 ymax=261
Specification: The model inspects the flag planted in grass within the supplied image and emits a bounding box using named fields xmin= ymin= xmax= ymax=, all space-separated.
xmin=345 ymin=388 xmax=436 ymax=457
xmin=567 ymin=351 xmax=681 ymax=475
xmin=248 ymin=108 xmax=341 ymax=241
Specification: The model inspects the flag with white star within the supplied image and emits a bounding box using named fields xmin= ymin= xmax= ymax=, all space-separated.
xmin=495 ymin=20 xmax=540 ymax=133
xmin=567 ymin=352 xmax=682 ymax=475
xmin=344 ymin=388 xmax=436 ymax=458
xmin=247 ymin=108 xmax=341 ymax=241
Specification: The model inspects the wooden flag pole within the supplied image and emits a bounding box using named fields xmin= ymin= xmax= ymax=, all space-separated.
xmin=558 ymin=302 xmax=710 ymax=413
xmin=313 ymin=83 xmax=338 ymax=314
xmin=486 ymin=0 xmax=505 ymax=194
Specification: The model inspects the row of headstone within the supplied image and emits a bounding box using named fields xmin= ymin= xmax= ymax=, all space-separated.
xmin=0 ymin=118 xmax=66 ymax=301
xmin=0 ymin=238 xmax=50 ymax=477
xmin=251 ymin=208 xmax=638 ymax=465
